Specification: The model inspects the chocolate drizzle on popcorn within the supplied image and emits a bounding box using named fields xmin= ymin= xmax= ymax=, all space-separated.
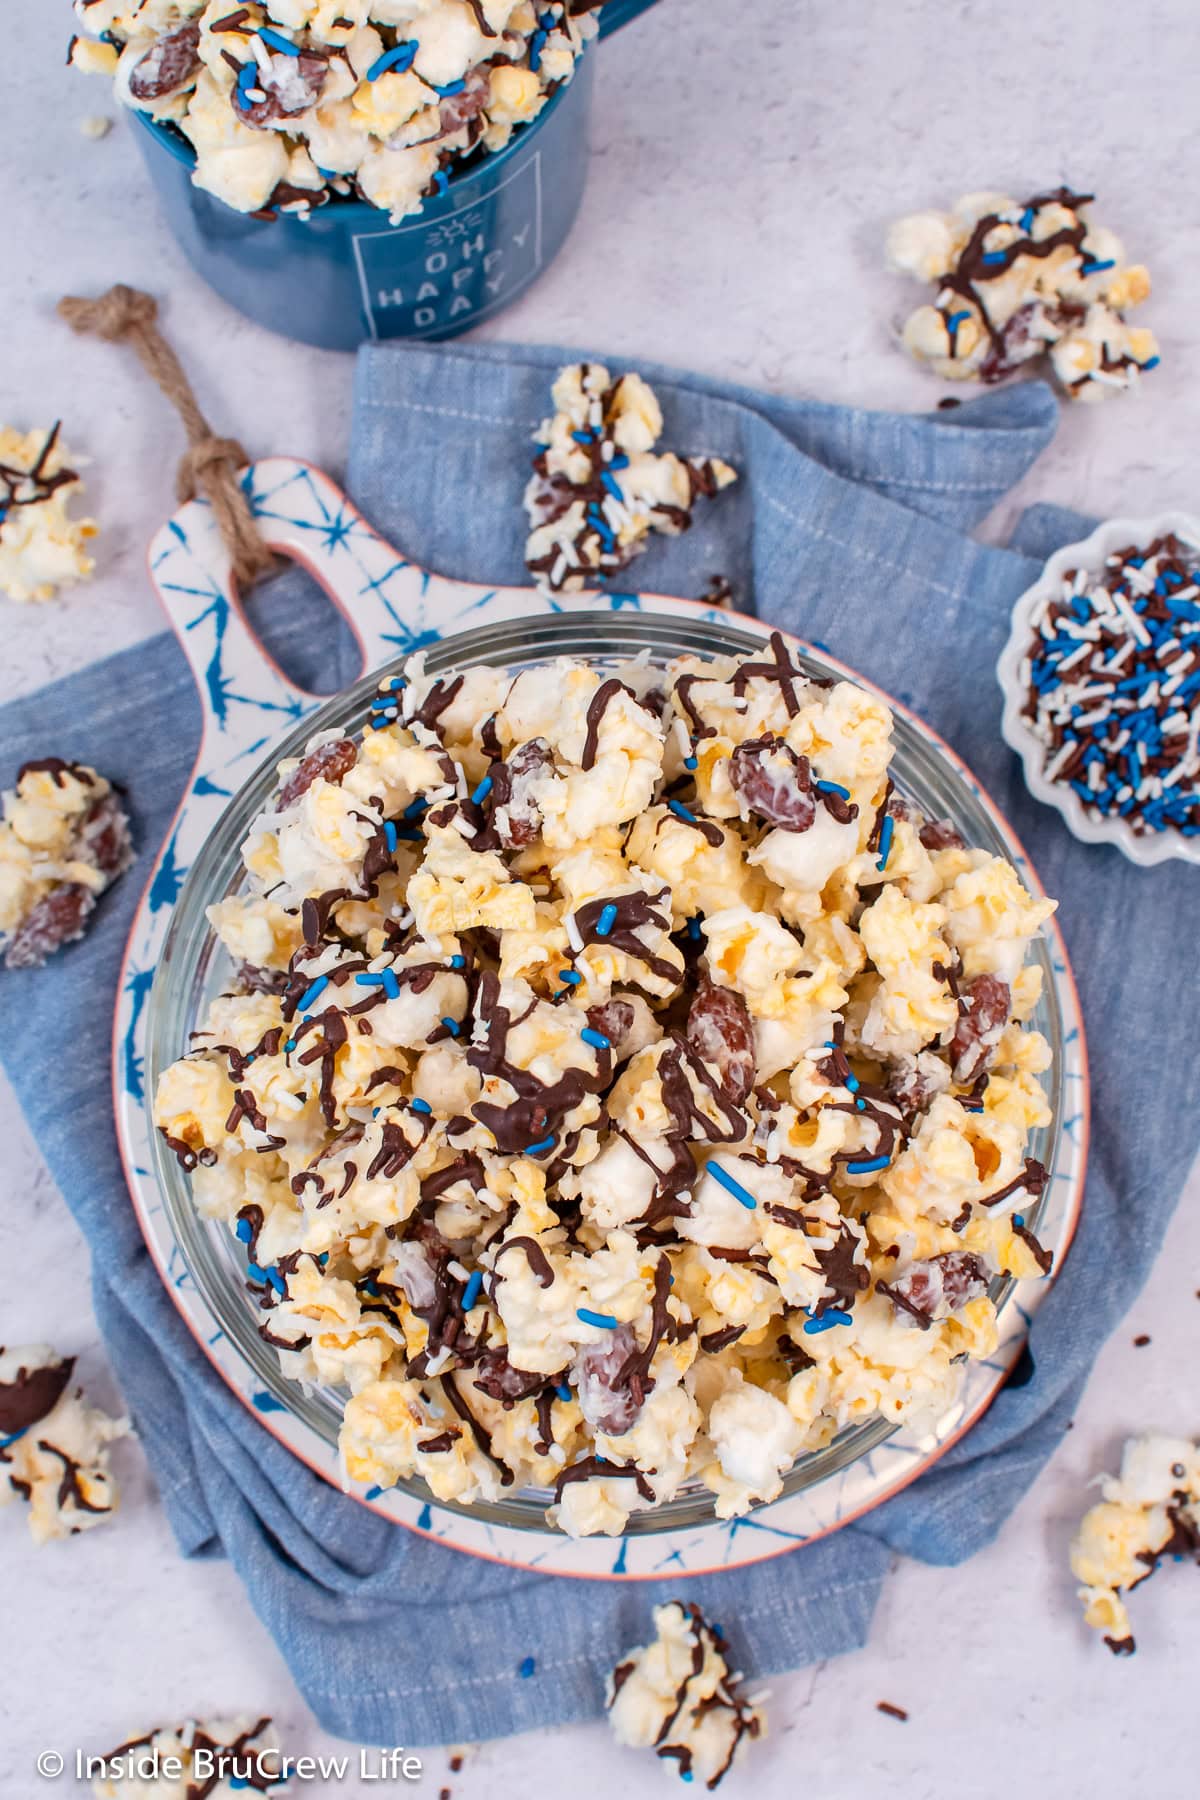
xmin=888 ymin=188 xmax=1159 ymax=400
xmin=524 ymin=364 xmax=738 ymax=595
xmin=153 ymin=633 xmax=1058 ymax=1537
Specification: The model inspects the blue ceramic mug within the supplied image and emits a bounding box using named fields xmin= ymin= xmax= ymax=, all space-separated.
xmin=129 ymin=0 xmax=660 ymax=352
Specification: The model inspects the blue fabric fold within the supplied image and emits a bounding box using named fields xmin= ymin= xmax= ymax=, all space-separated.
xmin=3 ymin=349 xmax=1195 ymax=1746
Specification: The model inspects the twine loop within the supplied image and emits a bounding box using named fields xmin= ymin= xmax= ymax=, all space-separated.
xmin=58 ymin=284 xmax=275 ymax=590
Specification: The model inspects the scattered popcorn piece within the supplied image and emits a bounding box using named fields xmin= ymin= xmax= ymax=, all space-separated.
xmin=607 ymin=1601 xmax=766 ymax=1788
xmin=0 ymin=423 xmax=97 ymax=601
xmin=0 ymin=758 xmax=134 ymax=969
xmin=89 ymin=1717 xmax=287 ymax=1798
xmin=1071 ymin=1433 xmax=1200 ymax=1655
xmin=524 ymin=364 xmax=738 ymax=595
xmin=0 ymin=1345 xmax=131 ymax=1545
xmin=888 ymin=187 xmax=1159 ymax=400
xmin=81 ymin=114 xmax=113 ymax=138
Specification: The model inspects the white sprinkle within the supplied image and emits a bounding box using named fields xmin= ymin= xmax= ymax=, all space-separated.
xmin=447 ymin=1260 xmax=471 ymax=1282
xmin=1163 ymin=763 xmax=1189 ymax=788
xmin=1071 ymin=709 xmax=1111 ymax=729
xmin=250 ymin=32 xmax=273 ymax=73
xmin=1044 ymin=739 xmax=1081 ymax=781
xmin=1162 ymin=712 xmax=1190 ymax=734
xmin=1056 ymin=642 xmax=1094 ymax=674
xmin=452 ymin=814 xmax=477 ymax=840
xmin=246 ymin=85 xmax=267 ymax=102
xmin=1116 ymin=785 xmax=1133 ymax=803
xmin=1109 ymin=588 xmax=1152 ymax=647
xmin=423 ymin=1346 xmax=454 ymax=1377
xmin=1087 ymin=762 xmax=1103 ymax=791
xmin=276 ymin=1091 xmax=306 ymax=1114
xmin=547 ymin=1442 xmax=567 ymax=1465
xmin=565 ymin=910 xmax=584 ymax=953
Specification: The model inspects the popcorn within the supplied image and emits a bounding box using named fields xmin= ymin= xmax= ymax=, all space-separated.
xmin=72 ymin=0 xmax=600 ymax=222
xmin=524 ymin=364 xmax=738 ymax=595
xmin=0 ymin=424 xmax=97 ymax=602
xmin=153 ymin=636 xmax=1058 ymax=1534
xmin=89 ymin=1717 xmax=287 ymax=1799
xmin=888 ymin=187 xmax=1159 ymax=399
xmin=1072 ymin=1434 xmax=1200 ymax=1654
xmin=0 ymin=757 xmax=134 ymax=969
xmin=607 ymin=1602 xmax=766 ymax=1789
xmin=0 ymin=1345 xmax=130 ymax=1545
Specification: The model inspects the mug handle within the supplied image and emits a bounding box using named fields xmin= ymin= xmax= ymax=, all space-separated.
xmin=596 ymin=0 xmax=662 ymax=36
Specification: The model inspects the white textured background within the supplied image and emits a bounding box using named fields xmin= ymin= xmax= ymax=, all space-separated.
xmin=2 ymin=1 xmax=1198 ymax=1795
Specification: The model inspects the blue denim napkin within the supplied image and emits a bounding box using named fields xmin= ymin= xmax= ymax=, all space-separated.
xmin=3 ymin=348 xmax=1196 ymax=1747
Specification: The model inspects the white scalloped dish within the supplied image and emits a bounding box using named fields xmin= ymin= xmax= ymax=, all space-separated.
xmin=998 ymin=511 xmax=1200 ymax=868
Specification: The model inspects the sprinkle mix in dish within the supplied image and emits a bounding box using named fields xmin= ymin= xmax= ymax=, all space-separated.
xmin=154 ymin=636 xmax=1058 ymax=1537
xmin=70 ymin=1 xmax=600 ymax=223
xmin=1020 ymin=533 xmax=1200 ymax=839
xmin=888 ymin=187 xmax=1159 ymax=399
xmin=1071 ymin=1434 xmax=1200 ymax=1656
xmin=607 ymin=1602 xmax=766 ymax=1789
xmin=0 ymin=422 xmax=97 ymax=603
xmin=524 ymin=364 xmax=738 ymax=595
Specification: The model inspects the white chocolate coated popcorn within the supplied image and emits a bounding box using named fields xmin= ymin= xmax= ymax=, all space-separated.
xmin=1071 ymin=1434 xmax=1200 ymax=1654
xmin=607 ymin=1602 xmax=766 ymax=1788
xmin=153 ymin=636 xmax=1058 ymax=1535
xmin=524 ymin=364 xmax=738 ymax=595
xmin=0 ymin=758 xmax=134 ymax=970
xmin=71 ymin=0 xmax=598 ymax=222
xmin=0 ymin=424 xmax=97 ymax=602
xmin=90 ymin=1717 xmax=288 ymax=1798
xmin=0 ymin=1345 xmax=131 ymax=1545
xmin=888 ymin=187 xmax=1159 ymax=400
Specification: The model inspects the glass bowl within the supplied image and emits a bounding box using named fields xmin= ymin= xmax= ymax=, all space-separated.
xmin=144 ymin=611 xmax=1068 ymax=1536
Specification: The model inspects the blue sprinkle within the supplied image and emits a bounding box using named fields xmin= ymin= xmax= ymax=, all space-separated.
xmin=283 ymin=1038 xmax=296 ymax=1053
xmin=235 ymin=1217 xmax=253 ymax=1243
xmin=945 ymin=309 xmax=971 ymax=331
xmin=434 ymin=77 xmax=466 ymax=95
xmin=815 ymin=779 xmax=850 ymax=800
xmin=364 ymin=1485 xmax=384 ymax=1501
xmin=318 ymin=1253 xmax=329 ymax=1266
xmin=526 ymin=1135 xmax=557 ymax=1157
xmin=387 ymin=675 xmax=405 ymax=691
xmin=362 ymin=1279 xmax=381 ymax=1297
xmin=875 ymin=813 xmax=895 ymax=872
xmin=577 ymin=1307 xmax=619 ymax=1329
xmin=472 ymin=775 xmax=493 ymax=804
xmin=298 ymin=975 xmax=328 ymax=1012
xmin=855 ymin=1097 xmax=867 ymax=1111
xmin=519 ymin=1656 xmax=537 ymax=1678
xmin=803 ymin=1308 xmax=854 ymax=1334
xmin=450 ymin=954 xmax=465 ymax=969
xmin=383 ymin=969 xmax=401 ymax=1001
xmin=1013 ymin=1213 xmax=1025 ymax=1229
xmin=0 ymin=1426 xmax=30 ymax=1449
xmin=1020 ymin=208 xmax=1035 ymax=232
xmin=559 ymin=968 xmax=583 ymax=985
xmin=367 ymin=40 xmax=417 ymax=80
xmin=687 ymin=916 xmax=702 ymax=940
xmin=1140 ymin=355 xmax=1161 ymax=371
xmin=707 ymin=1161 xmax=757 ymax=1210
xmin=600 ymin=470 xmax=624 ymax=500
xmin=1080 ymin=258 xmax=1116 ymax=275
xmin=684 ymin=755 xmax=698 ymax=770
xmin=440 ymin=1016 xmax=461 ymax=1036
xmin=258 ymin=25 xmax=301 ymax=54
xmin=845 ymin=1073 xmax=860 ymax=1092
xmin=433 ymin=170 xmax=449 ymax=196
xmin=246 ymin=1261 xmax=266 ymax=1283
xmin=680 ymin=1774 xmax=693 ymax=1785
xmin=595 ymin=902 xmax=619 ymax=937
xmin=982 ymin=250 xmax=1008 ymax=265
xmin=528 ymin=25 xmax=548 ymax=69
xmin=462 ymin=1269 xmax=484 ymax=1311
xmin=404 ymin=798 xmax=427 ymax=819
xmin=267 ymin=1267 xmax=287 ymax=1296
xmin=570 ymin=429 xmax=594 ymax=445
xmin=846 ymin=1154 xmax=891 ymax=1175
xmin=581 ymin=1028 xmax=610 ymax=1050
xmin=555 ymin=1384 xmax=572 ymax=1402
xmin=384 ymin=820 xmax=398 ymax=853
xmin=609 ymin=453 xmax=630 ymax=471
xmin=355 ymin=971 xmax=387 ymax=986
xmin=668 ymin=799 xmax=698 ymax=823
xmin=410 ymin=1097 xmax=432 ymax=1115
